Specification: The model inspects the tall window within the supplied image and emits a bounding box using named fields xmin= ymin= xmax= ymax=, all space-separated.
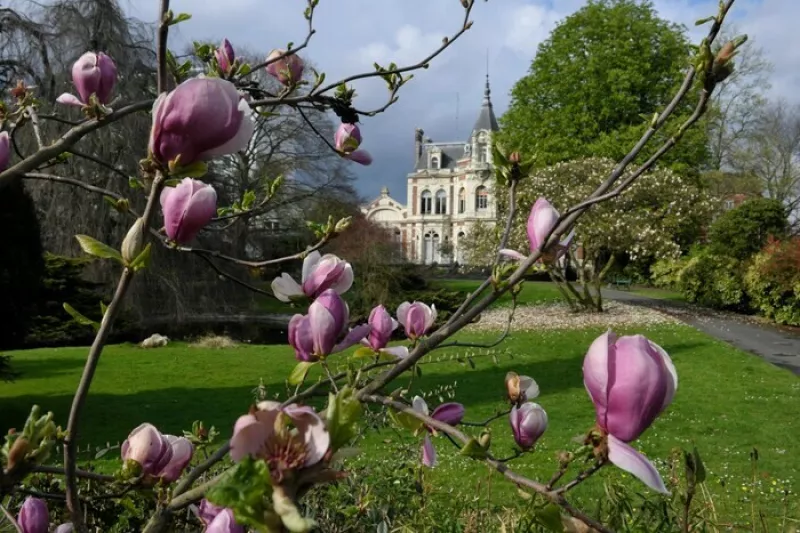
xmin=435 ymin=189 xmax=447 ymax=215
xmin=458 ymin=188 xmax=466 ymax=214
xmin=420 ymin=190 xmax=432 ymax=214
xmin=478 ymin=145 xmax=486 ymax=163
xmin=430 ymin=155 xmax=440 ymax=169
xmin=475 ymin=186 xmax=488 ymax=210
xmin=457 ymin=231 xmax=466 ymax=264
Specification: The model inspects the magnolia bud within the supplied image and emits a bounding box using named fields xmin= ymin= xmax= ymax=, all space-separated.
xmin=479 ymin=431 xmax=491 ymax=450
xmin=334 ymin=217 xmax=352 ymax=233
xmin=121 ymin=218 xmax=145 ymax=264
xmin=508 ymin=152 xmax=521 ymax=164
xmin=6 ymin=437 xmax=31 ymax=471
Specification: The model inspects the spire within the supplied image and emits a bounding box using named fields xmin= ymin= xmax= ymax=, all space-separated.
xmin=473 ymin=72 xmax=499 ymax=133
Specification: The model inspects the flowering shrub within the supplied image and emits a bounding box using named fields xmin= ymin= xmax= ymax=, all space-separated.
xmin=676 ymin=247 xmax=749 ymax=311
xmin=0 ymin=1 xmax=749 ymax=532
xmin=745 ymin=238 xmax=800 ymax=325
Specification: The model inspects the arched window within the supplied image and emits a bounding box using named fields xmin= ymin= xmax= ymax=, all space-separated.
xmin=458 ymin=188 xmax=466 ymax=214
xmin=423 ymin=232 xmax=435 ymax=264
xmin=420 ymin=190 xmax=432 ymax=215
xmin=430 ymin=155 xmax=440 ymax=169
xmin=394 ymin=228 xmax=401 ymax=243
xmin=456 ymin=231 xmax=466 ymax=264
xmin=478 ymin=144 xmax=486 ymax=163
xmin=475 ymin=186 xmax=488 ymax=210
xmin=432 ymin=233 xmax=440 ymax=264
xmin=435 ymin=189 xmax=447 ymax=215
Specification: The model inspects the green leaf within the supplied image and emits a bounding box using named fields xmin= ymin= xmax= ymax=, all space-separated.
xmin=129 ymin=243 xmax=152 ymax=272
xmin=241 ymin=190 xmax=257 ymax=211
xmin=695 ymin=16 xmax=715 ymax=26
xmin=170 ymin=161 xmax=208 ymax=179
xmin=288 ymin=361 xmax=316 ymax=386
xmin=351 ymin=347 xmax=376 ymax=360
xmin=388 ymin=408 xmax=424 ymax=433
xmin=459 ymin=438 xmax=487 ymax=459
xmin=206 ymin=457 xmax=274 ymax=530
xmin=74 ymin=235 xmax=123 ymax=263
xmin=163 ymin=178 xmax=181 ymax=187
xmin=325 ymin=386 xmax=363 ymax=452
xmin=535 ymin=504 xmax=563 ymax=531
xmin=100 ymin=301 xmax=108 ymax=316
xmin=63 ymin=303 xmax=99 ymax=331
xmin=237 ymin=63 xmax=252 ymax=76
xmin=169 ymin=12 xmax=192 ymax=25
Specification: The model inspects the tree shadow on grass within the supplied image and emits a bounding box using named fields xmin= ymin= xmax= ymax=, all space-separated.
xmin=0 ymin=353 xmax=87 ymax=380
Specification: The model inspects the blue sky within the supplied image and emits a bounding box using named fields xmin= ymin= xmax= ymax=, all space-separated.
xmin=124 ymin=0 xmax=798 ymax=204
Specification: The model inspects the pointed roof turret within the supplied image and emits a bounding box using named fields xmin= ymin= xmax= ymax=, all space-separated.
xmin=472 ymin=74 xmax=499 ymax=133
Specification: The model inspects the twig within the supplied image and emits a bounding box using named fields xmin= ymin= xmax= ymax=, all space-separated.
xmin=67 ymin=149 xmax=130 ymax=180
xmin=460 ymin=409 xmax=511 ymax=427
xmin=26 ymin=106 xmax=45 ymax=149
xmin=555 ymin=461 xmax=606 ymax=494
xmin=156 ymin=0 xmax=171 ymax=94
xmin=357 ymin=0 xmax=735 ymax=399
xmin=0 ymin=100 xmax=152 ymax=191
xmin=32 ymin=465 xmax=115 ymax=483
xmin=63 ymin=171 xmax=166 ymax=532
xmin=0 ymin=501 xmax=22 ymax=533
xmin=362 ymin=394 xmax=613 ymax=533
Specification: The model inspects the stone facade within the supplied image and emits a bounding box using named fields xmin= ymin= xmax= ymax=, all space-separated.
xmin=361 ymin=77 xmax=500 ymax=265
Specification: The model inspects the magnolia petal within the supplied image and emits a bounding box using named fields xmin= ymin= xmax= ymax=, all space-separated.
xmin=56 ymin=93 xmax=84 ymax=107
xmin=607 ymin=434 xmax=668 ymax=494
xmin=199 ymin=98 xmax=254 ymax=158
xmin=422 ymin=434 xmax=437 ymax=468
xmin=329 ymin=263 xmax=354 ymax=295
xmin=229 ymin=414 xmax=267 ymax=462
xmin=271 ymin=273 xmax=303 ymax=303
xmin=649 ymin=339 xmax=678 ymax=411
xmin=301 ymin=251 xmax=322 ymax=284
xmin=582 ymin=330 xmax=615 ymax=430
xmin=396 ymin=301 xmax=411 ymax=329
xmin=308 ymin=299 xmax=338 ymax=356
xmin=380 ymin=346 xmax=409 ymax=359
xmin=332 ymin=324 xmax=371 ymax=354
xmin=427 ymin=304 xmax=438 ymax=331
xmin=412 ymin=396 xmax=429 ymax=417
xmin=430 ymin=403 xmax=465 ymax=426
xmin=498 ymin=248 xmax=527 ymax=261
xmin=284 ymin=404 xmax=330 ymax=467
xmin=346 ymin=149 xmax=373 ymax=166
xmin=519 ymin=375 xmax=540 ymax=400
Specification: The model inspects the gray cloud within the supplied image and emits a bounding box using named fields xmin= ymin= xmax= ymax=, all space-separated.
xmin=125 ymin=0 xmax=796 ymax=203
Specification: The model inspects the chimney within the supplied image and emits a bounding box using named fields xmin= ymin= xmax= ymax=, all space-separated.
xmin=415 ymin=128 xmax=424 ymax=164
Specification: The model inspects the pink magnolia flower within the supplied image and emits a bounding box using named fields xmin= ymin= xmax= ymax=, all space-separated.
xmin=57 ymin=51 xmax=117 ymax=107
xmin=148 ymin=77 xmax=254 ymax=167
xmin=334 ymin=123 xmax=372 ymax=166
xmin=271 ymin=251 xmax=353 ymax=302
xmin=500 ymin=197 xmax=574 ymax=262
xmin=583 ymin=331 xmax=678 ymax=494
xmin=396 ymin=301 xmax=437 ymax=341
xmin=206 ymin=508 xmax=244 ymax=533
xmin=197 ymin=500 xmax=244 ymax=533
xmin=265 ymin=49 xmax=305 ymax=85
xmin=509 ymin=402 xmax=548 ymax=451
xmin=288 ymin=289 xmax=370 ymax=362
xmin=361 ymin=305 xmax=409 ymax=359
xmin=160 ymin=178 xmax=217 ymax=244
xmin=215 ymin=39 xmax=236 ymax=75
xmin=54 ymin=524 xmax=74 ymax=533
xmin=505 ymin=372 xmax=539 ymax=405
xmin=230 ymin=401 xmax=330 ymax=482
xmin=18 ymin=497 xmax=48 ymax=533
xmin=412 ymin=396 xmax=465 ymax=468
xmin=121 ymin=423 xmax=194 ymax=482
xmin=0 ymin=131 xmax=10 ymax=172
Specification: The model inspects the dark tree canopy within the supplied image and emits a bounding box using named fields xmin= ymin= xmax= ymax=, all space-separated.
xmin=0 ymin=181 xmax=45 ymax=349
xmin=708 ymin=197 xmax=788 ymax=260
xmin=499 ymin=0 xmax=709 ymax=174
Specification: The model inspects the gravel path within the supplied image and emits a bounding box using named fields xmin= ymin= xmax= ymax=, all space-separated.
xmin=465 ymin=300 xmax=679 ymax=332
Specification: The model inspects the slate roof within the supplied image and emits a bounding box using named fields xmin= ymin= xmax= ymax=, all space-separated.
xmin=414 ymin=143 xmax=467 ymax=171
xmin=473 ymin=75 xmax=499 ymax=133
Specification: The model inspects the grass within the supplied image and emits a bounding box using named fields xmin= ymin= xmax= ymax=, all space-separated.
xmin=2 ymin=324 xmax=798 ymax=524
xmin=432 ymin=278 xmax=563 ymax=307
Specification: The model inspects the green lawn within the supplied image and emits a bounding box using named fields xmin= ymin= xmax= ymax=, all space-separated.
xmin=2 ymin=324 xmax=798 ymax=525
xmin=433 ymin=278 xmax=563 ymax=307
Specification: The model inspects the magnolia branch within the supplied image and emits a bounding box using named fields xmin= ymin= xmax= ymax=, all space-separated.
xmin=362 ymin=394 xmax=614 ymax=533
xmin=358 ymin=0 xmax=735 ymax=399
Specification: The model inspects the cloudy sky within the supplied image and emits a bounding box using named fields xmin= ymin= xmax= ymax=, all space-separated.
xmin=126 ymin=0 xmax=798 ymax=204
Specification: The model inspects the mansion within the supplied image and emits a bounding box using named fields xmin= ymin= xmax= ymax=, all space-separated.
xmin=361 ymin=77 xmax=500 ymax=264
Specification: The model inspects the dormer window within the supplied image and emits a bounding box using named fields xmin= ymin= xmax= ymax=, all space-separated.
xmin=430 ymin=155 xmax=440 ymax=169
xmin=464 ymin=144 xmax=471 ymax=155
